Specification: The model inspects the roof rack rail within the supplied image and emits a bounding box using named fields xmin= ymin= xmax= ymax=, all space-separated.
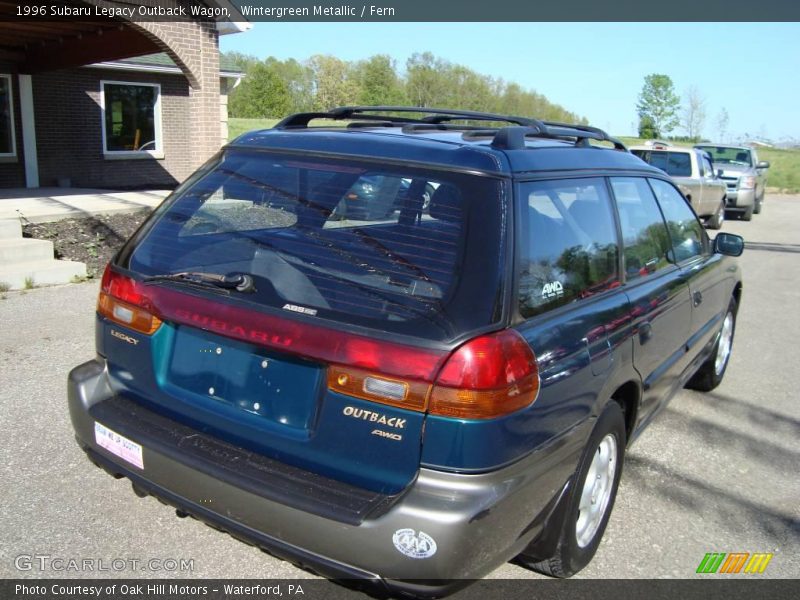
xmin=274 ymin=106 xmax=542 ymax=129
xmin=399 ymin=123 xmax=502 ymax=134
xmin=273 ymin=106 xmax=627 ymax=151
xmin=463 ymin=125 xmax=627 ymax=151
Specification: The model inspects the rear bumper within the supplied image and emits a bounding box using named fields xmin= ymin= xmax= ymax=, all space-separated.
xmin=69 ymin=359 xmax=584 ymax=594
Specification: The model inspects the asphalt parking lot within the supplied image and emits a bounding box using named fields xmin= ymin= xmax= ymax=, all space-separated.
xmin=1 ymin=195 xmax=798 ymax=588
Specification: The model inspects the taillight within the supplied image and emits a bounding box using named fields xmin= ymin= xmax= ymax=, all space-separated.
xmin=328 ymin=330 xmax=539 ymax=418
xmin=97 ymin=265 xmax=162 ymax=335
xmin=328 ymin=366 xmax=430 ymax=411
xmin=429 ymin=330 xmax=540 ymax=419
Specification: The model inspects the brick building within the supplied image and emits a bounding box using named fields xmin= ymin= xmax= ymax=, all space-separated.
xmin=0 ymin=1 xmax=249 ymax=190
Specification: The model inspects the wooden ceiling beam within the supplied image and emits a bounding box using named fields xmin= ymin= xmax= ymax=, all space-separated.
xmin=0 ymin=48 xmax=25 ymax=62
xmin=19 ymin=27 xmax=160 ymax=73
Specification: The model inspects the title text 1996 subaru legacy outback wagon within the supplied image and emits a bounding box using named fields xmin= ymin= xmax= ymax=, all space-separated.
xmin=68 ymin=107 xmax=744 ymax=596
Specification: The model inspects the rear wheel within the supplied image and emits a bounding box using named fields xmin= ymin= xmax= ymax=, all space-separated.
xmin=519 ymin=401 xmax=625 ymax=577
xmin=687 ymin=297 xmax=737 ymax=392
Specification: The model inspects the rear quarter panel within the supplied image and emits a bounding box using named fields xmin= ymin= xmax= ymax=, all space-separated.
xmin=420 ymin=291 xmax=639 ymax=472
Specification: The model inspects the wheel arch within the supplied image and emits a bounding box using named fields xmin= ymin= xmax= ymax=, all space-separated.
xmin=609 ymin=380 xmax=641 ymax=445
xmin=732 ymin=281 xmax=743 ymax=311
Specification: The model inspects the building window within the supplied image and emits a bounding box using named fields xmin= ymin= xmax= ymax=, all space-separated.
xmin=0 ymin=74 xmax=16 ymax=157
xmin=101 ymin=81 xmax=162 ymax=157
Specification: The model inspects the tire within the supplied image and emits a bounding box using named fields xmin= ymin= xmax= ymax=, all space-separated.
xmin=707 ymin=199 xmax=725 ymax=230
xmin=519 ymin=402 xmax=626 ymax=577
xmin=741 ymin=203 xmax=754 ymax=221
xmin=687 ymin=297 xmax=737 ymax=392
xmin=753 ymin=193 xmax=763 ymax=214
xmin=421 ymin=183 xmax=435 ymax=213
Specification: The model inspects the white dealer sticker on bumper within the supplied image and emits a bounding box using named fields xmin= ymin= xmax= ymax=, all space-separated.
xmin=94 ymin=422 xmax=144 ymax=470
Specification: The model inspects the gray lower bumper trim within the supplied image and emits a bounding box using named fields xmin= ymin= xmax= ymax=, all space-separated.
xmin=89 ymin=394 xmax=400 ymax=526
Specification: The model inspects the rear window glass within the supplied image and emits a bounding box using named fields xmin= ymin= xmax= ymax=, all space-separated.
xmin=695 ymin=146 xmax=752 ymax=166
xmin=124 ymin=150 xmax=507 ymax=342
xmin=631 ymin=150 xmax=692 ymax=177
xmin=517 ymin=178 xmax=620 ymax=317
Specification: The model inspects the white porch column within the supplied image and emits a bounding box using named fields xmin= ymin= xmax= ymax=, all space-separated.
xmin=18 ymin=74 xmax=39 ymax=188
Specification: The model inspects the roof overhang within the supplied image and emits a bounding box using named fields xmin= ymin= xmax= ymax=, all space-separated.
xmin=86 ymin=61 xmax=244 ymax=80
xmin=207 ymin=0 xmax=252 ymax=35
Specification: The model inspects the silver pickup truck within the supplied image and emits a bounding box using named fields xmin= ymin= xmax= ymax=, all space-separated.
xmin=630 ymin=142 xmax=727 ymax=229
xmin=694 ymin=144 xmax=770 ymax=221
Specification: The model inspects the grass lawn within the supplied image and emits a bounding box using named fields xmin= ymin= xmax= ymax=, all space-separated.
xmin=619 ymin=137 xmax=799 ymax=193
xmin=228 ymin=118 xmax=279 ymax=140
xmin=228 ymin=117 xmax=350 ymax=140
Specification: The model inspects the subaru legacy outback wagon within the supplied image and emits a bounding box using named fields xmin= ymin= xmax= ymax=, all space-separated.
xmin=69 ymin=107 xmax=744 ymax=596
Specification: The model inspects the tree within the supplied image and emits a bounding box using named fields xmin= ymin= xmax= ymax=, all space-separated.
xmin=356 ymin=55 xmax=406 ymax=106
xmin=308 ymin=55 xmax=360 ymax=111
xmin=265 ymin=57 xmax=314 ymax=112
xmin=638 ymin=115 xmax=658 ymax=139
xmin=225 ymin=50 xmax=588 ymax=126
xmin=228 ymin=61 xmax=291 ymax=118
xmin=224 ymin=51 xmax=260 ymax=73
xmin=636 ymin=74 xmax=680 ymax=138
xmin=715 ymin=108 xmax=730 ymax=142
xmin=406 ymin=52 xmax=450 ymax=107
xmin=682 ymin=86 xmax=706 ymax=141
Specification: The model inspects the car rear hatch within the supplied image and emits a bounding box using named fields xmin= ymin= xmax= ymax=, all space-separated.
xmin=98 ymin=148 xmax=508 ymax=496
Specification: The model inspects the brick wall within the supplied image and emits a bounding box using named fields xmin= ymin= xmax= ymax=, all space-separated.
xmin=131 ymin=20 xmax=222 ymax=167
xmin=33 ymin=68 xmax=192 ymax=189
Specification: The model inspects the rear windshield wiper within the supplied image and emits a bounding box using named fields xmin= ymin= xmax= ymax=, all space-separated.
xmin=143 ymin=271 xmax=256 ymax=293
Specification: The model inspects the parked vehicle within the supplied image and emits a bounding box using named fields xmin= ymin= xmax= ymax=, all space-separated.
xmin=630 ymin=143 xmax=727 ymax=229
xmin=694 ymin=144 xmax=770 ymax=220
xmin=68 ymin=106 xmax=745 ymax=597
xmin=331 ymin=176 xmax=436 ymax=221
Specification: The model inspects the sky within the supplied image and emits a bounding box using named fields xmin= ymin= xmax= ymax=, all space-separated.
xmin=220 ymin=22 xmax=800 ymax=140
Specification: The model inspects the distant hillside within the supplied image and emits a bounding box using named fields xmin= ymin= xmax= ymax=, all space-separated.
xmin=223 ymin=51 xmax=587 ymax=126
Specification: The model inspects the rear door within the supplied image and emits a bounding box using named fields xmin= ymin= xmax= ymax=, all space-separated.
xmin=610 ymin=177 xmax=693 ymax=421
xmin=513 ymin=177 xmax=629 ymax=443
xmin=698 ymin=152 xmax=724 ymax=217
xmin=648 ymin=178 xmax=727 ymax=359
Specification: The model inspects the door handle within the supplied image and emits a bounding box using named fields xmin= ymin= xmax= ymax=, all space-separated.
xmin=693 ymin=291 xmax=703 ymax=307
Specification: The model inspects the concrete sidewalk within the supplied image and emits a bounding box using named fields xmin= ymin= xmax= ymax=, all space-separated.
xmin=0 ymin=187 xmax=170 ymax=223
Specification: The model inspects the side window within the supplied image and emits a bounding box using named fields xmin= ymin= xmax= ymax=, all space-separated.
xmin=665 ymin=152 xmax=691 ymax=177
xmin=649 ymin=178 xmax=707 ymax=263
xmin=518 ymin=178 xmax=619 ymax=318
xmin=702 ymin=155 xmax=714 ymax=178
xmin=609 ymin=177 xmax=672 ymax=281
